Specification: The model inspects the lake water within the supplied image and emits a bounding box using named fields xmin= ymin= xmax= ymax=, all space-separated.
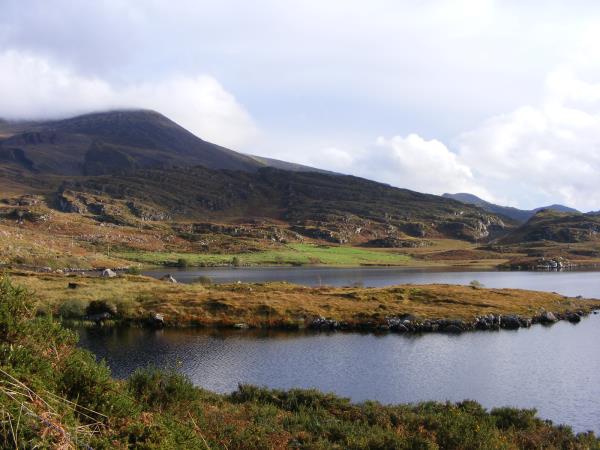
xmin=84 ymin=267 xmax=600 ymax=433
xmin=144 ymin=266 xmax=600 ymax=298
xmin=77 ymin=313 xmax=600 ymax=433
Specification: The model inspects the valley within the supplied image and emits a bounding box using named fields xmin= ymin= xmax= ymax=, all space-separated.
xmin=2 ymin=110 xmax=600 ymax=448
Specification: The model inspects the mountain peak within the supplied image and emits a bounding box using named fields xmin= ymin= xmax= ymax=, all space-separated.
xmin=0 ymin=109 xmax=262 ymax=175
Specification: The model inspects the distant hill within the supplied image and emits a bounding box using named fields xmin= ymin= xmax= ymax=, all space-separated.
xmin=443 ymin=193 xmax=579 ymax=223
xmin=500 ymin=209 xmax=600 ymax=244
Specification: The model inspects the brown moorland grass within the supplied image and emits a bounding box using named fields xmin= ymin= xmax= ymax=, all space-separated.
xmin=11 ymin=271 xmax=600 ymax=328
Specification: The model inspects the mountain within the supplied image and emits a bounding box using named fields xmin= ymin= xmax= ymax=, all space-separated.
xmin=500 ymin=209 xmax=600 ymax=244
xmin=0 ymin=110 xmax=511 ymax=242
xmin=0 ymin=110 xmax=264 ymax=175
xmin=54 ymin=166 xmax=508 ymax=242
xmin=442 ymin=193 xmax=579 ymax=223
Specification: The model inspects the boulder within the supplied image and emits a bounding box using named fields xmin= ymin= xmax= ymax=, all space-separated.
xmin=566 ymin=313 xmax=581 ymax=323
xmin=101 ymin=268 xmax=117 ymax=278
xmin=540 ymin=311 xmax=558 ymax=324
xmin=500 ymin=315 xmax=521 ymax=330
xmin=310 ymin=316 xmax=338 ymax=330
xmin=475 ymin=317 xmax=492 ymax=330
xmin=394 ymin=324 xmax=409 ymax=333
xmin=439 ymin=319 xmax=465 ymax=333
xmin=146 ymin=313 xmax=165 ymax=328
xmin=519 ymin=318 xmax=532 ymax=328
xmin=443 ymin=324 xmax=463 ymax=333
xmin=160 ymin=274 xmax=178 ymax=283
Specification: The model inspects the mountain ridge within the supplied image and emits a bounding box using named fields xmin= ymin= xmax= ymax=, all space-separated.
xmin=443 ymin=192 xmax=579 ymax=223
xmin=0 ymin=109 xmax=510 ymax=243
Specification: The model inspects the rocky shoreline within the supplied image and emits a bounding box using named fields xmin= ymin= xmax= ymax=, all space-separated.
xmin=78 ymin=307 xmax=600 ymax=335
xmin=308 ymin=309 xmax=598 ymax=333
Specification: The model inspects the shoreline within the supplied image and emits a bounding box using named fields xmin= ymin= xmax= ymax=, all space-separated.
xmin=67 ymin=306 xmax=600 ymax=334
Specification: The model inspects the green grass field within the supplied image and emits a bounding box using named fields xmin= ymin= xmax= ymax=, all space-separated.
xmin=115 ymin=243 xmax=413 ymax=267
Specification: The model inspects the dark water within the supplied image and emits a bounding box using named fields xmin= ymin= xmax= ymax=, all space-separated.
xmin=77 ymin=314 xmax=600 ymax=433
xmin=145 ymin=266 xmax=600 ymax=298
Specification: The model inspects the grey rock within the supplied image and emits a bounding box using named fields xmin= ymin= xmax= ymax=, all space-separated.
xmin=500 ymin=315 xmax=521 ymax=330
xmin=540 ymin=311 xmax=558 ymax=324
xmin=566 ymin=313 xmax=581 ymax=323
xmin=443 ymin=324 xmax=463 ymax=333
xmin=101 ymin=268 xmax=117 ymax=278
xmin=160 ymin=274 xmax=178 ymax=283
xmin=146 ymin=313 xmax=165 ymax=328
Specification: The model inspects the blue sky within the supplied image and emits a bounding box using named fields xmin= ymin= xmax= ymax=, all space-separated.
xmin=2 ymin=0 xmax=600 ymax=210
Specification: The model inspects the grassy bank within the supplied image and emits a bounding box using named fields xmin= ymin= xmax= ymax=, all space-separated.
xmin=114 ymin=243 xmax=414 ymax=267
xmin=0 ymin=276 xmax=598 ymax=448
xmin=12 ymin=271 xmax=600 ymax=329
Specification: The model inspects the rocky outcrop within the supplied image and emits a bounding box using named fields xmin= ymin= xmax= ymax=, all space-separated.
xmin=304 ymin=309 xmax=594 ymax=334
xmin=362 ymin=237 xmax=432 ymax=248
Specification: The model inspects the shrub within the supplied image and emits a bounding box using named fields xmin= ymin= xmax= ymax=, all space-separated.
xmin=58 ymin=298 xmax=89 ymax=319
xmin=127 ymin=367 xmax=197 ymax=410
xmin=126 ymin=266 xmax=142 ymax=275
xmin=85 ymin=299 xmax=117 ymax=317
xmin=58 ymin=349 xmax=116 ymax=414
xmin=231 ymin=256 xmax=241 ymax=267
xmin=491 ymin=407 xmax=538 ymax=430
xmin=176 ymin=258 xmax=189 ymax=268
xmin=0 ymin=276 xmax=32 ymax=341
xmin=192 ymin=275 xmax=212 ymax=285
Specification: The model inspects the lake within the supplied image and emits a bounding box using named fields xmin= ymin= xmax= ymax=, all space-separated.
xmin=144 ymin=266 xmax=600 ymax=298
xmin=76 ymin=313 xmax=600 ymax=433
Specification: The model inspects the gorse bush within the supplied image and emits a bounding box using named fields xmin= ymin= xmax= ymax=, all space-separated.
xmin=58 ymin=297 xmax=88 ymax=318
xmin=0 ymin=275 xmax=32 ymax=341
xmin=0 ymin=275 xmax=597 ymax=448
xmin=126 ymin=265 xmax=142 ymax=275
xmin=127 ymin=367 xmax=197 ymax=410
xmin=176 ymin=257 xmax=189 ymax=268
xmin=85 ymin=299 xmax=117 ymax=316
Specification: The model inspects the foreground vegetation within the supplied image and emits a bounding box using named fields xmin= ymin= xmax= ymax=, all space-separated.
xmin=11 ymin=271 xmax=600 ymax=329
xmin=0 ymin=276 xmax=598 ymax=448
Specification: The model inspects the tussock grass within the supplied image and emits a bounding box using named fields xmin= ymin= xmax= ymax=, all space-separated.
xmin=11 ymin=271 xmax=600 ymax=328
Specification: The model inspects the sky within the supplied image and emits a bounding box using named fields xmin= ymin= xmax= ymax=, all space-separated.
xmin=1 ymin=1 xmax=600 ymax=211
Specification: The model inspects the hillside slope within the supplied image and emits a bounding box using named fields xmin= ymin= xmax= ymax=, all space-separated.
xmin=500 ymin=209 xmax=600 ymax=244
xmin=52 ymin=166 xmax=507 ymax=242
xmin=0 ymin=110 xmax=511 ymax=244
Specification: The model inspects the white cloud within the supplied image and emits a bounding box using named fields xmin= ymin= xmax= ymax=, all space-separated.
xmin=456 ymin=69 xmax=600 ymax=211
xmin=0 ymin=50 xmax=258 ymax=149
xmin=292 ymin=134 xmax=491 ymax=199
